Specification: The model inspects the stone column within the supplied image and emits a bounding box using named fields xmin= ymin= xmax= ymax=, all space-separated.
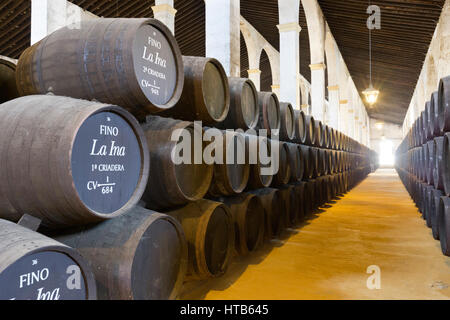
xmin=31 ymin=0 xmax=97 ymax=45
xmin=247 ymin=69 xmax=261 ymax=91
xmin=310 ymin=63 xmax=326 ymax=122
xmin=277 ymin=22 xmax=301 ymax=107
xmin=327 ymin=85 xmax=340 ymax=129
xmin=205 ymin=0 xmax=240 ymax=76
xmin=152 ymin=0 xmax=177 ymax=35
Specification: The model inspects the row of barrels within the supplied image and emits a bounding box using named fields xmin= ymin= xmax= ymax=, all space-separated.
xmin=0 ymin=17 xmax=377 ymax=299
xmin=395 ymin=74 xmax=450 ymax=257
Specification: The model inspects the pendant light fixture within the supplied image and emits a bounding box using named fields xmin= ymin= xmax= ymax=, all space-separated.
xmin=363 ymin=0 xmax=380 ymax=106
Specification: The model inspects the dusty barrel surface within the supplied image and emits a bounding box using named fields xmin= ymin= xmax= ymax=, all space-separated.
xmin=292 ymin=182 xmax=306 ymax=223
xmin=423 ymin=102 xmax=431 ymax=141
xmin=16 ymin=18 xmax=184 ymax=119
xmin=0 ymin=219 xmax=96 ymax=300
xmin=141 ymin=116 xmax=213 ymax=209
xmin=434 ymin=136 xmax=445 ymax=190
xmin=438 ymin=196 xmax=450 ymax=256
xmin=300 ymin=145 xmax=314 ymax=179
xmin=256 ymin=91 xmax=280 ymax=136
xmin=54 ymin=206 xmax=188 ymax=300
xmin=430 ymin=91 xmax=440 ymax=138
xmin=167 ymin=200 xmax=233 ymax=280
xmin=271 ymin=142 xmax=291 ymax=186
xmin=431 ymin=188 xmax=444 ymax=240
xmin=160 ymin=56 xmax=229 ymax=124
xmin=303 ymin=115 xmax=316 ymax=146
xmin=294 ymin=110 xmax=306 ymax=144
xmin=426 ymin=141 xmax=435 ymax=185
xmin=443 ymin=133 xmax=450 ymax=196
xmin=278 ymin=184 xmax=298 ymax=228
xmin=208 ymin=130 xmax=250 ymax=197
xmin=245 ymin=134 xmax=274 ymax=189
xmin=438 ymin=75 xmax=450 ymax=135
xmin=279 ymin=102 xmax=295 ymax=141
xmin=249 ymin=188 xmax=284 ymax=240
xmin=219 ymin=77 xmax=259 ymax=130
xmin=219 ymin=193 xmax=264 ymax=255
xmin=0 ymin=55 xmax=19 ymax=103
xmin=0 ymin=95 xmax=149 ymax=228
xmin=286 ymin=143 xmax=304 ymax=182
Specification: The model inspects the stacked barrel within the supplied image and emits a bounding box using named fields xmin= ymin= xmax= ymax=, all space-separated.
xmin=0 ymin=18 xmax=377 ymax=300
xmin=395 ymin=75 xmax=450 ymax=257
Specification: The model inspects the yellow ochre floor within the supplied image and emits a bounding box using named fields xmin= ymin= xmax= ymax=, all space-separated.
xmin=180 ymin=169 xmax=450 ymax=300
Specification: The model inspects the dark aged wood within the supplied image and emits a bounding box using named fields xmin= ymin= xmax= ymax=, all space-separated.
xmin=426 ymin=141 xmax=435 ymax=185
xmin=438 ymin=76 xmax=450 ymax=135
xmin=244 ymin=134 xmax=273 ymax=189
xmin=167 ymin=199 xmax=234 ymax=280
xmin=0 ymin=219 xmax=96 ymax=300
xmin=286 ymin=142 xmax=304 ymax=182
xmin=218 ymin=77 xmax=259 ymax=130
xmin=271 ymin=142 xmax=291 ymax=186
xmin=278 ymin=184 xmax=299 ymax=228
xmin=300 ymin=145 xmax=315 ymax=180
xmin=438 ymin=196 xmax=450 ymax=256
xmin=54 ymin=206 xmax=188 ymax=300
xmin=303 ymin=115 xmax=316 ymax=146
xmin=429 ymin=91 xmax=439 ymax=138
xmin=256 ymin=91 xmax=280 ymax=137
xmin=434 ymin=136 xmax=445 ymax=191
xmin=248 ymin=188 xmax=284 ymax=241
xmin=160 ymin=56 xmax=230 ymax=125
xmin=442 ymin=133 xmax=450 ymax=197
xmin=218 ymin=193 xmax=264 ymax=256
xmin=279 ymin=102 xmax=295 ymax=141
xmin=141 ymin=116 xmax=213 ymax=210
xmin=423 ymin=102 xmax=431 ymax=141
xmin=304 ymin=180 xmax=316 ymax=216
xmin=291 ymin=181 xmax=306 ymax=224
xmin=208 ymin=130 xmax=250 ymax=197
xmin=15 ymin=18 xmax=184 ymax=119
xmin=294 ymin=110 xmax=306 ymax=144
xmin=0 ymin=95 xmax=149 ymax=228
xmin=0 ymin=55 xmax=19 ymax=103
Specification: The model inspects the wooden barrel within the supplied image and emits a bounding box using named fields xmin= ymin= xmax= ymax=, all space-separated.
xmin=279 ymin=102 xmax=295 ymax=141
xmin=141 ymin=116 xmax=213 ymax=209
xmin=54 ymin=206 xmax=188 ymax=299
xmin=423 ymin=101 xmax=431 ymax=141
xmin=0 ymin=56 xmax=19 ymax=103
xmin=423 ymin=143 xmax=430 ymax=183
xmin=159 ymin=56 xmax=230 ymax=125
xmin=303 ymin=115 xmax=316 ymax=145
xmin=429 ymin=91 xmax=440 ymax=138
xmin=256 ymin=92 xmax=280 ymax=136
xmin=0 ymin=95 xmax=149 ymax=228
xmin=425 ymin=186 xmax=434 ymax=227
xmin=249 ymin=188 xmax=284 ymax=240
xmin=438 ymin=196 xmax=450 ymax=256
xmin=434 ymin=136 xmax=445 ymax=190
xmin=438 ymin=75 xmax=450 ymax=135
xmin=218 ymin=77 xmax=259 ymax=130
xmin=219 ymin=193 xmax=264 ymax=255
xmin=166 ymin=200 xmax=233 ymax=280
xmin=311 ymin=147 xmax=320 ymax=178
xmin=299 ymin=145 xmax=313 ymax=179
xmin=286 ymin=143 xmax=304 ymax=182
xmin=431 ymin=188 xmax=444 ymax=240
xmin=271 ymin=142 xmax=291 ymax=186
xmin=442 ymin=133 xmax=450 ymax=196
xmin=0 ymin=219 xmax=96 ymax=300
xmin=292 ymin=182 xmax=306 ymax=223
xmin=16 ymin=18 xmax=184 ymax=119
xmin=278 ymin=185 xmax=299 ymax=228
xmin=245 ymin=134 xmax=274 ymax=189
xmin=426 ymin=141 xmax=435 ymax=185
xmin=304 ymin=180 xmax=316 ymax=215
xmin=208 ymin=130 xmax=250 ymax=197
xmin=294 ymin=110 xmax=307 ymax=144
xmin=313 ymin=178 xmax=324 ymax=208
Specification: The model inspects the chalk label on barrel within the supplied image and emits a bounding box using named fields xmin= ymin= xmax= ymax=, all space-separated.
xmin=133 ymin=25 xmax=177 ymax=106
xmin=72 ymin=112 xmax=142 ymax=214
xmin=0 ymin=251 xmax=87 ymax=300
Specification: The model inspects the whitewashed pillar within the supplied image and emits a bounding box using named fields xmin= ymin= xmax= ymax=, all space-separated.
xmin=310 ymin=63 xmax=326 ymax=122
xmin=205 ymin=0 xmax=240 ymax=76
xmin=152 ymin=0 xmax=177 ymax=35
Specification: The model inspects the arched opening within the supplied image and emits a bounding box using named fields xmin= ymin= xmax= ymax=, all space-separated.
xmin=299 ymin=3 xmax=311 ymax=82
xmin=240 ymin=31 xmax=249 ymax=78
xmin=259 ymin=49 xmax=272 ymax=92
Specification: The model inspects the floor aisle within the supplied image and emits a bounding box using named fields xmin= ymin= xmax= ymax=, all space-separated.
xmin=180 ymin=169 xmax=450 ymax=300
